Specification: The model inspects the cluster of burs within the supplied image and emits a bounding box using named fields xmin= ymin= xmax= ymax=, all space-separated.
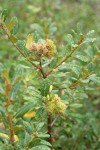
xmin=26 ymin=35 xmax=56 ymax=59
xmin=46 ymin=94 xmax=66 ymax=115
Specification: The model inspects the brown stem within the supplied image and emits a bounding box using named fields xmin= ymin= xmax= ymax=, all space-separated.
xmin=5 ymin=96 xmax=16 ymax=150
xmin=39 ymin=57 xmax=52 ymax=147
xmin=39 ymin=56 xmax=47 ymax=78
xmin=51 ymin=116 xmax=59 ymax=127
xmin=4 ymin=77 xmax=16 ymax=149
xmin=7 ymin=111 xmax=16 ymax=150
xmin=47 ymin=115 xmax=52 ymax=146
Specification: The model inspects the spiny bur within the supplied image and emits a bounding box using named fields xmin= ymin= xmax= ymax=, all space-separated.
xmin=26 ymin=35 xmax=56 ymax=59
xmin=45 ymin=94 xmax=66 ymax=115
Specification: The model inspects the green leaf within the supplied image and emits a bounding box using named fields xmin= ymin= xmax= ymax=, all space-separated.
xmin=84 ymin=38 xmax=96 ymax=43
xmin=87 ymin=63 xmax=96 ymax=72
xmin=33 ymin=23 xmax=43 ymax=32
xmin=10 ymin=81 xmax=20 ymax=99
xmin=10 ymin=17 xmax=18 ymax=35
xmin=15 ymin=102 xmax=35 ymax=118
xmin=29 ymin=138 xmax=41 ymax=148
xmin=23 ymin=132 xmax=31 ymax=147
xmin=0 ymin=63 xmax=5 ymax=74
xmin=88 ymin=74 xmax=100 ymax=84
xmin=36 ymin=122 xmax=45 ymax=131
xmin=72 ymin=66 xmax=82 ymax=77
xmin=40 ymin=79 xmax=50 ymax=97
xmin=0 ymin=143 xmax=13 ymax=150
xmin=29 ymin=139 xmax=51 ymax=149
xmin=16 ymin=40 xmax=30 ymax=56
xmin=87 ymin=30 xmax=95 ymax=36
xmin=31 ymin=145 xmax=51 ymax=150
xmin=0 ymin=137 xmax=8 ymax=145
xmin=40 ymin=140 xmax=51 ymax=147
xmin=37 ymin=134 xmax=50 ymax=138
xmin=9 ymin=65 xmax=15 ymax=78
xmin=33 ymin=30 xmax=42 ymax=42
xmin=66 ymin=34 xmax=74 ymax=46
xmin=23 ymin=121 xmax=33 ymax=134
xmin=35 ymin=107 xmax=46 ymax=119
xmin=0 ymin=9 xmax=8 ymax=22
xmin=48 ymin=57 xmax=58 ymax=68
xmin=7 ymin=20 xmax=14 ymax=31
xmin=0 ymin=83 xmax=4 ymax=94
xmin=0 ymin=106 xmax=6 ymax=115
xmin=0 ymin=106 xmax=8 ymax=127
xmin=70 ymin=103 xmax=83 ymax=108
xmin=77 ymin=23 xmax=83 ymax=35
xmin=75 ymin=55 xmax=90 ymax=62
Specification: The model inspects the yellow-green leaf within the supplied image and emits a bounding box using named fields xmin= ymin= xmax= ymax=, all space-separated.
xmin=26 ymin=34 xmax=33 ymax=50
xmin=0 ymin=133 xmax=19 ymax=143
xmin=9 ymin=35 xmax=18 ymax=43
xmin=2 ymin=69 xmax=9 ymax=80
xmin=23 ymin=111 xmax=35 ymax=118
xmin=0 ymin=133 xmax=9 ymax=140
xmin=7 ymin=20 xmax=14 ymax=31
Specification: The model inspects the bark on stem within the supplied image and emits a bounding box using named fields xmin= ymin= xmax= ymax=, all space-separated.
xmin=7 ymin=112 xmax=16 ymax=150
xmin=39 ymin=57 xmax=52 ymax=147
xmin=5 ymin=97 xmax=16 ymax=150
xmin=47 ymin=115 xmax=52 ymax=145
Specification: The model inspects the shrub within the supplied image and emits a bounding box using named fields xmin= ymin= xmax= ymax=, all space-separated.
xmin=0 ymin=8 xmax=100 ymax=150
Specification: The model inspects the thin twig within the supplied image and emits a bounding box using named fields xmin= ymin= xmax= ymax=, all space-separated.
xmin=39 ymin=56 xmax=47 ymax=78
xmin=4 ymin=80 xmax=16 ymax=150
xmin=53 ymin=73 xmax=91 ymax=92
xmin=68 ymin=73 xmax=91 ymax=88
xmin=0 ymin=23 xmax=40 ymax=70
xmin=51 ymin=116 xmax=59 ymax=127
xmin=46 ymin=35 xmax=84 ymax=77
xmin=39 ymin=56 xmax=52 ymax=147
xmin=47 ymin=115 xmax=52 ymax=146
